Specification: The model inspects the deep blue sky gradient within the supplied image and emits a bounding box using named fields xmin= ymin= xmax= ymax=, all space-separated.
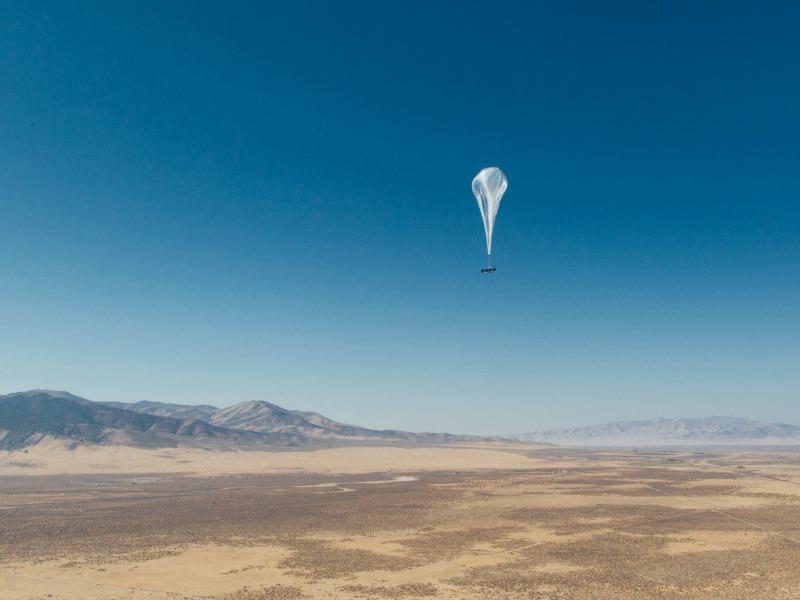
xmin=2 ymin=2 xmax=799 ymax=432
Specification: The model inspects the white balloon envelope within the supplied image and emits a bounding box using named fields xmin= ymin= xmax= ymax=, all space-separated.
xmin=472 ymin=167 xmax=507 ymax=273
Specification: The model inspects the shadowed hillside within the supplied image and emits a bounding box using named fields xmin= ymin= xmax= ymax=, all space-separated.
xmin=0 ymin=390 xmax=505 ymax=450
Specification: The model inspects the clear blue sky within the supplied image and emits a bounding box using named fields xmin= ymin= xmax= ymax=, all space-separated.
xmin=2 ymin=2 xmax=799 ymax=433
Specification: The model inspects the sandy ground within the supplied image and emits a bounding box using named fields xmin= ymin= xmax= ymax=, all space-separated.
xmin=0 ymin=436 xmax=557 ymax=476
xmin=3 ymin=444 xmax=800 ymax=599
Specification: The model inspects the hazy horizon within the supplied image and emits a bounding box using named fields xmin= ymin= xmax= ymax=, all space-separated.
xmin=3 ymin=3 xmax=799 ymax=435
xmin=5 ymin=388 xmax=800 ymax=436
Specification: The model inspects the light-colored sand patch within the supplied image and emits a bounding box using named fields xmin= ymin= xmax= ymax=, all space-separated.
xmin=307 ymin=531 xmax=416 ymax=557
xmin=0 ymin=543 xmax=294 ymax=599
xmin=529 ymin=561 xmax=588 ymax=573
xmin=0 ymin=438 xmax=559 ymax=476
xmin=345 ymin=548 xmax=514 ymax=587
xmin=662 ymin=530 xmax=769 ymax=554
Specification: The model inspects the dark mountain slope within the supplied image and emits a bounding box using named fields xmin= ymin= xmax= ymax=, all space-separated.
xmin=0 ymin=391 xmax=294 ymax=449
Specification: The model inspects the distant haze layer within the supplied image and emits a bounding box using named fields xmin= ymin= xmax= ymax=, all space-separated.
xmin=520 ymin=417 xmax=800 ymax=446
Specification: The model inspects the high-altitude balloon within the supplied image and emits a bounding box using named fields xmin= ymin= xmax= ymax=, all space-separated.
xmin=472 ymin=167 xmax=507 ymax=273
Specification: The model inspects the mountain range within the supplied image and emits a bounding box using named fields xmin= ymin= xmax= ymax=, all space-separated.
xmin=0 ymin=390 xmax=496 ymax=450
xmin=519 ymin=416 xmax=800 ymax=446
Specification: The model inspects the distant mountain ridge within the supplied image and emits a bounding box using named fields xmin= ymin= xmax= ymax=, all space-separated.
xmin=108 ymin=397 xmax=485 ymax=443
xmin=102 ymin=400 xmax=218 ymax=421
xmin=520 ymin=416 xmax=800 ymax=446
xmin=0 ymin=390 xmax=499 ymax=450
xmin=0 ymin=391 xmax=301 ymax=450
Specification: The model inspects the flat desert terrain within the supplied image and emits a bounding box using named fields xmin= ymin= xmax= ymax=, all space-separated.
xmin=2 ymin=444 xmax=800 ymax=599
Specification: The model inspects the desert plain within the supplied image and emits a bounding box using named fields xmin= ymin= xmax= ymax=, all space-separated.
xmin=2 ymin=442 xmax=800 ymax=599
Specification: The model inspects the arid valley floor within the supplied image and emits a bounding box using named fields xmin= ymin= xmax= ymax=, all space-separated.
xmin=2 ymin=444 xmax=800 ymax=599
